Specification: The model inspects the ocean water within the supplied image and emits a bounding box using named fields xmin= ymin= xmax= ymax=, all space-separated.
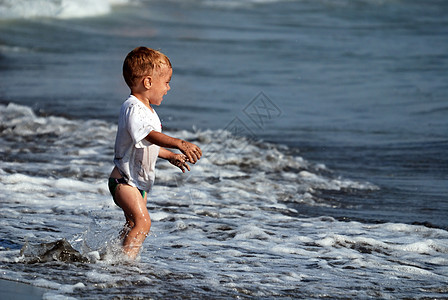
xmin=0 ymin=0 xmax=447 ymax=299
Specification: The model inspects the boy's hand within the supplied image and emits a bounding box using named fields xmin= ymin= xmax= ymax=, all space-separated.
xmin=169 ymin=154 xmax=191 ymax=173
xmin=146 ymin=132 xmax=202 ymax=163
xmin=178 ymin=140 xmax=202 ymax=164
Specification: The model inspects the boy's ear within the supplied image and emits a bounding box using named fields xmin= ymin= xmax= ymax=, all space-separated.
xmin=143 ymin=76 xmax=152 ymax=89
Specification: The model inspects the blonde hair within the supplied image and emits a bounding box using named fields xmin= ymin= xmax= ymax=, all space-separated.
xmin=122 ymin=47 xmax=172 ymax=88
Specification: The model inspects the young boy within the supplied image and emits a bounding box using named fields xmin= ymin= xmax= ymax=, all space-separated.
xmin=108 ymin=47 xmax=202 ymax=260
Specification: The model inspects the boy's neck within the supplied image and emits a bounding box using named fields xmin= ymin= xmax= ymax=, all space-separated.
xmin=131 ymin=92 xmax=154 ymax=112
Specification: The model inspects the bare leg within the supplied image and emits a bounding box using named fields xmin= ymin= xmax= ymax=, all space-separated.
xmin=113 ymin=183 xmax=151 ymax=260
xmin=118 ymin=214 xmax=134 ymax=242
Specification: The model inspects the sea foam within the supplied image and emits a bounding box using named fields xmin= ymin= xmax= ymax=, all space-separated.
xmin=0 ymin=0 xmax=132 ymax=20
xmin=1 ymin=103 xmax=447 ymax=298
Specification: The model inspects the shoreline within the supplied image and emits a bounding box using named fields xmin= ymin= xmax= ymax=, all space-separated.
xmin=0 ymin=279 xmax=49 ymax=300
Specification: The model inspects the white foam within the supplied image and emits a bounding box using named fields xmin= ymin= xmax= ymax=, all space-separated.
xmin=1 ymin=103 xmax=447 ymax=298
xmin=33 ymin=278 xmax=61 ymax=289
xmin=150 ymin=211 xmax=171 ymax=221
xmin=299 ymin=171 xmax=379 ymax=191
xmin=270 ymin=244 xmax=310 ymax=256
xmin=0 ymin=0 xmax=132 ymax=20
xmin=1 ymin=173 xmax=105 ymax=197
xmin=0 ymin=44 xmax=32 ymax=53
xmin=43 ymin=292 xmax=79 ymax=300
xmin=402 ymin=240 xmax=448 ymax=254
xmin=203 ymin=0 xmax=290 ymax=9
xmin=86 ymin=270 xmax=115 ymax=283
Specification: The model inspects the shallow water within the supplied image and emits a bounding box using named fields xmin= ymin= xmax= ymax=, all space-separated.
xmin=0 ymin=0 xmax=447 ymax=298
xmin=1 ymin=103 xmax=447 ymax=298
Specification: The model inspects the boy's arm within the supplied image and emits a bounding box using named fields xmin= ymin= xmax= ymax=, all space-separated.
xmin=158 ymin=147 xmax=176 ymax=160
xmin=158 ymin=147 xmax=190 ymax=173
xmin=146 ymin=131 xmax=202 ymax=163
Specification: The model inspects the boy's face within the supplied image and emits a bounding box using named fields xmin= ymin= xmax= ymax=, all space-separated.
xmin=148 ymin=65 xmax=172 ymax=106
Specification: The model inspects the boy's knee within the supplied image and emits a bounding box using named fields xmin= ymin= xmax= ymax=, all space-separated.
xmin=143 ymin=219 xmax=151 ymax=234
xmin=135 ymin=216 xmax=151 ymax=234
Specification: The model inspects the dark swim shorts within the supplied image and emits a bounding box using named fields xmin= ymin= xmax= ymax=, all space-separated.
xmin=108 ymin=177 xmax=146 ymax=207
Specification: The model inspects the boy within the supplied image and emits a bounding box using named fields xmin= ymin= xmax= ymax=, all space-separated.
xmin=108 ymin=47 xmax=202 ymax=260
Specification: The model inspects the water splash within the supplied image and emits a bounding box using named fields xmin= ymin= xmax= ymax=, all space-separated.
xmin=20 ymin=239 xmax=88 ymax=263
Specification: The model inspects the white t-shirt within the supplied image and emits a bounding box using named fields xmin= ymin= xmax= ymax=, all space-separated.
xmin=113 ymin=95 xmax=161 ymax=192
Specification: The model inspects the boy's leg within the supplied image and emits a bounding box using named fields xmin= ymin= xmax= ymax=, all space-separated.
xmin=113 ymin=184 xmax=151 ymax=259
xmin=118 ymin=214 xmax=134 ymax=241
